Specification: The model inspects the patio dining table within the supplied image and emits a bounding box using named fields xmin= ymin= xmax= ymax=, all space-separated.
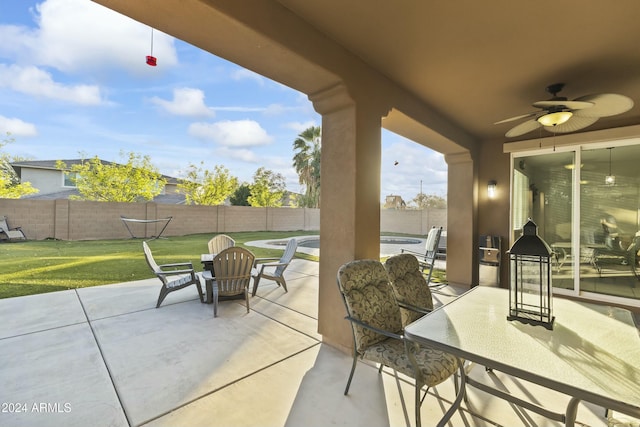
xmin=404 ymin=286 xmax=640 ymax=427
xmin=201 ymin=253 xmax=214 ymax=272
xmin=200 ymin=254 xmax=215 ymax=303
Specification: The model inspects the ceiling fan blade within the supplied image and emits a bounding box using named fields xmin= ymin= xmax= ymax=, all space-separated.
xmin=543 ymin=116 xmax=599 ymax=133
xmin=533 ymin=100 xmax=594 ymax=110
xmin=494 ymin=112 xmax=538 ymax=124
xmin=572 ymin=93 xmax=634 ymax=118
xmin=505 ymin=119 xmax=542 ymax=137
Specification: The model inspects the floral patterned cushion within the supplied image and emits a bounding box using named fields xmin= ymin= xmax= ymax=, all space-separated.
xmin=385 ymin=254 xmax=434 ymax=325
xmin=364 ymin=338 xmax=460 ymax=387
xmin=337 ymin=258 xmax=460 ymax=390
xmin=337 ymin=259 xmax=402 ymax=353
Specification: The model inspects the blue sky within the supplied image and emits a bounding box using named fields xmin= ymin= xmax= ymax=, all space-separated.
xmin=0 ymin=0 xmax=447 ymax=204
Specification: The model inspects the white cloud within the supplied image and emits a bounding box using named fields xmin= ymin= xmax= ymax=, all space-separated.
xmin=211 ymin=104 xmax=299 ymax=115
xmin=0 ymin=115 xmax=38 ymax=137
xmin=0 ymin=0 xmax=177 ymax=74
xmin=215 ymin=146 xmax=259 ymax=163
xmin=188 ymin=120 xmax=273 ymax=147
xmin=231 ymin=68 xmax=264 ymax=85
xmin=151 ymin=88 xmax=215 ymax=117
xmin=283 ymin=120 xmax=318 ymax=133
xmin=212 ymin=106 xmax=265 ymax=113
xmin=0 ymin=24 xmax=36 ymax=59
xmin=263 ymin=103 xmax=289 ymax=116
xmin=0 ymin=64 xmax=104 ymax=105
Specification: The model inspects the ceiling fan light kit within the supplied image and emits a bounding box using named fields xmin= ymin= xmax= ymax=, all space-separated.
xmin=537 ymin=110 xmax=573 ymax=127
xmin=496 ymin=83 xmax=634 ymax=137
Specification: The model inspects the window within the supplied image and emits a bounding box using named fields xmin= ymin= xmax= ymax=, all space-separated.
xmin=63 ymin=172 xmax=78 ymax=187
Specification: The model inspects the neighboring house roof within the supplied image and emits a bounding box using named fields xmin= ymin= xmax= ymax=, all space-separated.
xmin=11 ymin=159 xmax=185 ymax=204
xmin=22 ymin=188 xmax=187 ymax=204
xmin=11 ymin=159 xmax=180 ymax=185
xmin=22 ymin=189 xmax=80 ymax=200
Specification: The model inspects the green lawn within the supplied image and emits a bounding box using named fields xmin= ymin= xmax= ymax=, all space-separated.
xmin=0 ymin=231 xmax=319 ymax=299
xmin=0 ymin=230 xmax=446 ymax=299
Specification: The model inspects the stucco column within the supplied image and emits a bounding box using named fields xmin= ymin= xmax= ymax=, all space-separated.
xmin=310 ymin=84 xmax=384 ymax=353
xmin=445 ymin=151 xmax=478 ymax=288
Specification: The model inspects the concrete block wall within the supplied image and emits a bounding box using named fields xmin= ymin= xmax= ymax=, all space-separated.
xmin=154 ymin=204 xmax=219 ymax=237
xmin=304 ymin=208 xmax=320 ymax=231
xmin=381 ymin=209 xmax=422 ymax=234
xmin=0 ymin=198 xmax=445 ymax=240
xmin=267 ymin=207 xmax=305 ymax=231
xmin=67 ymin=200 xmax=138 ymax=240
xmin=381 ymin=208 xmax=447 ymax=235
xmin=0 ymin=199 xmax=55 ymax=240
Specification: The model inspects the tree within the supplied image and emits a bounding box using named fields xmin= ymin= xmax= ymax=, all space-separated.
xmin=248 ymin=167 xmax=286 ymax=207
xmin=230 ymin=183 xmax=251 ymax=206
xmin=178 ymin=163 xmax=238 ymax=206
xmin=0 ymin=133 xmax=38 ymax=199
xmin=411 ymin=192 xmax=447 ymax=209
xmin=292 ymin=126 xmax=321 ymax=208
xmin=56 ymin=152 xmax=165 ymax=202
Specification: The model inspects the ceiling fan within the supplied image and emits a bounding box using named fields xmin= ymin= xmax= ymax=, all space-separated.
xmin=495 ymin=83 xmax=634 ymax=138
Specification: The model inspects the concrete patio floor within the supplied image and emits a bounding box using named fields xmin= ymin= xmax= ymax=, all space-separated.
xmin=0 ymin=258 xmax=637 ymax=427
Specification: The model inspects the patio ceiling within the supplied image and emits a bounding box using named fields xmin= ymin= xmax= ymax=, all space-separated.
xmin=94 ymin=0 xmax=640 ymax=145
xmin=275 ymin=0 xmax=640 ymax=143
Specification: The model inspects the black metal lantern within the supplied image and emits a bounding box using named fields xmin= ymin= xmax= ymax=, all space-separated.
xmin=507 ymin=219 xmax=554 ymax=329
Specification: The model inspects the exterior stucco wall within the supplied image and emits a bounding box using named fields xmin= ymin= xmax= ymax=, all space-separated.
xmin=18 ymin=168 xmax=65 ymax=195
xmin=477 ymin=139 xmax=512 ymax=287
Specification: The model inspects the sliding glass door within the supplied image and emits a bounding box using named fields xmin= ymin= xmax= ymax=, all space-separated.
xmin=511 ymin=150 xmax=576 ymax=291
xmin=579 ymin=145 xmax=640 ymax=300
xmin=511 ymin=143 xmax=640 ymax=305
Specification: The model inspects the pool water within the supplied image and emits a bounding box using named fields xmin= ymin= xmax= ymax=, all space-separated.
xmin=270 ymin=237 xmax=421 ymax=249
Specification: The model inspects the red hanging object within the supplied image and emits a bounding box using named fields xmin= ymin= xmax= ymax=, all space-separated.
xmin=146 ymin=28 xmax=157 ymax=66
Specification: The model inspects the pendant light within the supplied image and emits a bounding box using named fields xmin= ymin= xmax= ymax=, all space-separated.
xmin=605 ymin=147 xmax=615 ymax=186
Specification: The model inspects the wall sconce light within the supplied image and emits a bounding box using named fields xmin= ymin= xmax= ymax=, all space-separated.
xmin=488 ymin=180 xmax=497 ymax=198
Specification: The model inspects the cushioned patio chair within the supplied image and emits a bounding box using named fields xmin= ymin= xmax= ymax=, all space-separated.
xmin=336 ymin=259 xmax=462 ymax=427
xmin=207 ymin=234 xmax=235 ymax=254
xmin=401 ymin=226 xmax=444 ymax=290
xmin=384 ymin=253 xmax=434 ymax=327
xmin=143 ymin=241 xmax=203 ymax=308
xmin=251 ymin=238 xmax=297 ymax=296
xmin=0 ymin=215 xmax=26 ymax=242
xmin=628 ymin=233 xmax=640 ymax=284
xmin=210 ymin=247 xmax=255 ymax=317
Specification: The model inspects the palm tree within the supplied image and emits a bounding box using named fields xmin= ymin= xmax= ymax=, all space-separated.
xmin=292 ymin=126 xmax=321 ymax=208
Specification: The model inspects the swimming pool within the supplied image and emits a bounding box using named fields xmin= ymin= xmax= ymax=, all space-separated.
xmin=246 ymin=235 xmax=426 ymax=257
xmin=274 ymin=236 xmax=421 ymax=249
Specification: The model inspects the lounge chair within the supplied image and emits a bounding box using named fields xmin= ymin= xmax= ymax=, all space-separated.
xmin=251 ymin=238 xmax=297 ymax=296
xmin=206 ymin=247 xmax=255 ymax=317
xmin=401 ymin=226 xmax=443 ymax=289
xmin=143 ymin=241 xmax=203 ymax=308
xmin=0 ymin=216 xmax=26 ymax=242
xmin=207 ymin=234 xmax=235 ymax=254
